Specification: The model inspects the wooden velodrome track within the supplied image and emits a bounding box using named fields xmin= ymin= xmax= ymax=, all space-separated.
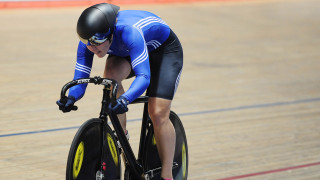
xmin=1 ymin=0 xmax=320 ymax=179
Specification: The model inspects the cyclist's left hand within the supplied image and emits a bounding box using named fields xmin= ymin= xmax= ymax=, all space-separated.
xmin=110 ymin=96 xmax=129 ymax=114
xmin=56 ymin=96 xmax=77 ymax=113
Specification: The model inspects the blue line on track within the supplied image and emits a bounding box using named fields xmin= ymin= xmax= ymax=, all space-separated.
xmin=178 ymin=97 xmax=320 ymax=117
xmin=1 ymin=97 xmax=320 ymax=138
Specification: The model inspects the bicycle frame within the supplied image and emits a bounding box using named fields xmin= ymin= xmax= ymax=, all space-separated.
xmin=60 ymin=77 xmax=152 ymax=179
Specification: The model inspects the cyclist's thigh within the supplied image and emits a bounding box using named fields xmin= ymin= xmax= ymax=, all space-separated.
xmin=104 ymin=55 xmax=132 ymax=81
xmin=149 ymin=30 xmax=183 ymax=100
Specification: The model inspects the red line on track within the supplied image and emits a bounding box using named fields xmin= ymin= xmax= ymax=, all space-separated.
xmin=0 ymin=0 xmax=251 ymax=9
xmin=218 ymin=162 xmax=320 ymax=180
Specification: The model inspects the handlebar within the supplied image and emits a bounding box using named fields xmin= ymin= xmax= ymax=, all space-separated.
xmin=59 ymin=77 xmax=118 ymax=109
xmin=60 ymin=76 xmax=118 ymax=99
xmin=59 ymin=76 xmax=148 ymax=113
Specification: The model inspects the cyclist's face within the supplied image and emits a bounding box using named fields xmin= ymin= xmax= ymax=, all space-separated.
xmin=87 ymin=36 xmax=112 ymax=58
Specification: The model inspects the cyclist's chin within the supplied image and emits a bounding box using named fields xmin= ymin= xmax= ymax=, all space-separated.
xmin=96 ymin=51 xmax=108 ymax=58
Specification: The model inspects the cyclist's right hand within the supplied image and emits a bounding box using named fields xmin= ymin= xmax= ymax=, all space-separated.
xmin=56 ymin=96 xmax=78 ymax=113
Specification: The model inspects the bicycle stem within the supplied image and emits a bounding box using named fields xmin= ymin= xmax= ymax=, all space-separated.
xmin=99 ymin=85 xmax=112 ymax=119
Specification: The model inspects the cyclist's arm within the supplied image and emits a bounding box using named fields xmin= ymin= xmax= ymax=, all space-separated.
xmin=68 ymin=41 xmax=94 ymax=101
xmin=121 ymin=26 xmax=151 ymax=103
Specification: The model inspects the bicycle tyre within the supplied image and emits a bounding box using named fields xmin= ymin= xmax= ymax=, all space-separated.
xmin=142 ymin=111 xmax=188 ymax=180
xmin=66 ymin=118 xmax=121 ymax=180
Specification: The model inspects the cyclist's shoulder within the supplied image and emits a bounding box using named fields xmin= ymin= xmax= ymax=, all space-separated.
xmin=117 ymin=10 xmax=161 ymax=26
xmin=114 ymin=21 xmax=142 ymax=45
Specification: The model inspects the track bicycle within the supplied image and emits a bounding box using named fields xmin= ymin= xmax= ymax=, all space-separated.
xmin=59 ymin=76 xmax=188 ymax=180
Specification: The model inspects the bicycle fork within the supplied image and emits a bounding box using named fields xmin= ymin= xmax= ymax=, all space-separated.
xmin=109 ymin=112 xmax=144 ymax=178
xmin=96 ymin=121 xmax=108 ymax=180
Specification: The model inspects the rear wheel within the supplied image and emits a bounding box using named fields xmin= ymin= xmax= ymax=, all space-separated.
xmin=142 ymin=111 xmax=188 ymax=180
xmin=66 ymin=118 xmax=121 ymax=180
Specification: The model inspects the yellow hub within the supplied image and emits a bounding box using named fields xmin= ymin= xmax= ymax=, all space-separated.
xmin=182 ymin=142 xmax=187 ymax=180
xmin=73 ymin=141 xmax=84 ymax=179
xmin=107 ymin=133 xmax=118 ymax=166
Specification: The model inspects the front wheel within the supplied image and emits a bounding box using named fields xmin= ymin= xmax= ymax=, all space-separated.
xmin=142 ymin=111 xmax=188 ymax=180
xmin=66 ymin=118 xmax=121 ymax=180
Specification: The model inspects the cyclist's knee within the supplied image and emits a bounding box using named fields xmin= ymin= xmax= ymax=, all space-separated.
xmin=149 ymin=112 xmax=169 ymax=129
xmin=148 ymin=98 xmax=171 ymax=128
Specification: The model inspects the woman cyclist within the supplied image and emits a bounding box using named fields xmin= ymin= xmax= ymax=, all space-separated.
xmin=56 ymin=3 xmax=183 ymax=180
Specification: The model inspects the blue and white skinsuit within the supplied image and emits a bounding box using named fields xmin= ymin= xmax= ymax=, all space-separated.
xmin=69 ymin=10 xmax=183 ymax=103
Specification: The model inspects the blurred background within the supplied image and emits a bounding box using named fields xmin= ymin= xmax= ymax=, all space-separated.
xmin=1 ymin=0 xmax=320 ymax=179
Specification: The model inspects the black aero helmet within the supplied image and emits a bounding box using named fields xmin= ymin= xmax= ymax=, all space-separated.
xmin=77 ymin=3 xmax=120 ymax=46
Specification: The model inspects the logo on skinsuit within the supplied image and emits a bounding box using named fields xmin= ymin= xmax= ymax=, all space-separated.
xmin=107 ymin=133 xmax=118 ymax=166
xmin=73 ymin=141 xmax=84 ymax=179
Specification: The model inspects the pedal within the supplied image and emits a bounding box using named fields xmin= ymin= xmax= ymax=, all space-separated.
xmin=145 ymin=166 xmax=162 ymax=179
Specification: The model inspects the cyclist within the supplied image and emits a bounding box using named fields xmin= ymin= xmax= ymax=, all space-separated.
xmin=57 ymin=3 xmax=183 ymax=180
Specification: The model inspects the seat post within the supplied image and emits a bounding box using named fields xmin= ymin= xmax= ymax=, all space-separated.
xmin=137 ymin=87 xmax=151 ymax=160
